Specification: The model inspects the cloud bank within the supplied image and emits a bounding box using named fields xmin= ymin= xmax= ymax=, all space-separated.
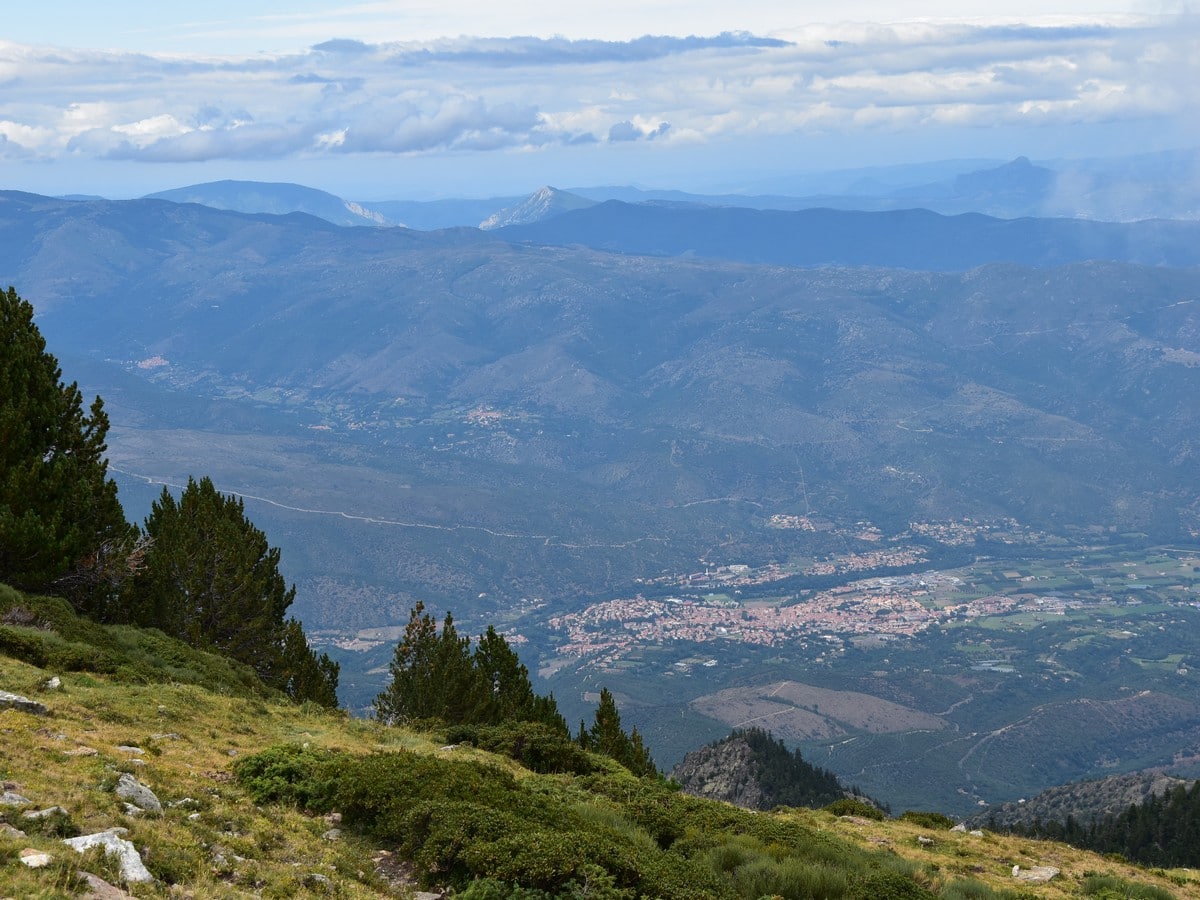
xmin=0 ymin=19 xmax=1195 ymax=170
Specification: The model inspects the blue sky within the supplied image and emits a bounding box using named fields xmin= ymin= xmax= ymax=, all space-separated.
xmin=1 ymin=1 xmax=1196 ymax=199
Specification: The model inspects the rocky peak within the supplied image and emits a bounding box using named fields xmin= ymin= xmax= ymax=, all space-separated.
xmin=479 ymin=186 xmax=596 ymax=230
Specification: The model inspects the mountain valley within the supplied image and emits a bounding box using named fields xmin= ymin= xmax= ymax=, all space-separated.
xmin=2 ymin=185 xmax=1199 ymax=817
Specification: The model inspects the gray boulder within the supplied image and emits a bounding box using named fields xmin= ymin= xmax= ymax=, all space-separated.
xmin=0 ymin=789 xmax=31 ymax=807
xmin=114 ymin=773 xmax=161 ymax=813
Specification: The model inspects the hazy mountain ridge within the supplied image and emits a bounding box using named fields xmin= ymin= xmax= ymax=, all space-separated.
xmin=134 ymin=149 xmax=1200 ymax=233
xmin=144 ymin=179 xmax=393 ymax=227
xmin=497 ymin=201 xmax=1200 ymax=269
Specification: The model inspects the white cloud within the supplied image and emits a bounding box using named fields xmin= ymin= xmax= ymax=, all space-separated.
xmin=0 ymin=16 xmax=1196 ymax=179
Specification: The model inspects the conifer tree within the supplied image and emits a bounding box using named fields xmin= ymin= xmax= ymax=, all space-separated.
xmin=589 ymin=688 xmax=628 ymax=759
xmin=472 ymin=625 xmax=533 ymax=721
xmin=278 ymin=617 xmax=341 ymax=709
xmin=0 ymin=285 xmax=132 ymax=615
xmin=585 ymin=687 xmax=658 ymax=777
xmin=434 ymin=611 xmax=481 ymax=724
xmin=375 ymin=605 xmax=568 ymax=732
xmin=375 ymin=602 xmax=435 ymax=723
xmin=129 ymin=476 xmax=338 ymax=706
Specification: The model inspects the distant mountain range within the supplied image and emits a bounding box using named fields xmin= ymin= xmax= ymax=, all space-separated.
xmin=496 ymin=202 xmax=1200 ymax=269
xmin=126 ymin=148 xmax=1200 ymax=231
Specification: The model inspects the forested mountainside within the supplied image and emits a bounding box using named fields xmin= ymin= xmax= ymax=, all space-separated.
xmin=1003 ymin=779 xmax=1200 ymax=870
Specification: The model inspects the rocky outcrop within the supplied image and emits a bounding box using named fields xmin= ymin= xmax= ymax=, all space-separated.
xmin=0 ymin=689 xmax=48 ymax=715
xmin=1 ymin=789 xmax=31 ymax=806
xmin=1013 ymin=864 xmax=1059 ymax=883
xmin=479 ymin=186 xmax=596 ymax=230
xmin=671 ymin=736 xmax=766 ymax=809
xmin=671 ymin=727 xmax=848 ymax=811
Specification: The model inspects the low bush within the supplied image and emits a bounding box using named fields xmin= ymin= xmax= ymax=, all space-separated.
xmin=900 ymin=810 xmax=958 ymax=830
xmin=850 ymin=868 xmax=938 ymax=900
xmin=444 ymin=721 xmax=596 ymax=775
xmin=231 ymin=743 xmax=344 ymax=810
xmin=0 ymin=584 xmax=274 ymax=698
xmin=1081 ymin=873 xmax=1176 ymax=900
xmin=824 ymin=797 xmax=886 ymax=820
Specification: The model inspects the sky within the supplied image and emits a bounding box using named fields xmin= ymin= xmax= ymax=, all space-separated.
xmin=1 ymin=1 xmax=1196 ymax=199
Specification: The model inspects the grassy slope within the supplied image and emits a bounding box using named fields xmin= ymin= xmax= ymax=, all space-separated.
xmin=1 ymin=588 xmax=1197 ymax=898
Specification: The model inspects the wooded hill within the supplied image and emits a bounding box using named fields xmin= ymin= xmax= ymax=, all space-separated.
xmin=1004 ymin=780 xmax=1200 ymax=870
xmin=670 ymin=727 xmax=847 ymax=811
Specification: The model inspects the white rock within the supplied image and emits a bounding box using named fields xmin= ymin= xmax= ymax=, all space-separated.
xmin=20 ymin=848 xmax=54 ymax=868
xmin=23 ymin=805 xmax=69 ymax=820
xmin=0 ymin=790 xmax=31 ymax=807
xmin=76 ymin=870 xmax=132 ymax=899
xmin=63 ymin=830 xmax=154 ymax=884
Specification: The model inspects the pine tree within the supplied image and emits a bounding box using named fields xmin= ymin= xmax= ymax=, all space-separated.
xmin=472 ymin=625 xmax=538 ymax=723
xmin=277 ymin=617 xmax=340 ymax=709
xmin=375 ymin=602 xmax=440 ymax=724
xmin=626 ymin=726 xmax=658 ymax=778
xmin=0 ymin=285 xmax=132 ymax=615
xmin=375 ymin=606 xmax=569 ymax=732
xmin=129 ymin=476 xmax=338 ymax=706
xmin=374 ymin=603 xmax=480 ymax=724
xmin=589 ymin=688 xmax=628 ymax=760
xmin=434 ymin=612 xmax=481 ymax=724
xmin=471 ymin=625 xmax=568 ymax=732
xmin=584 ymin=687 xmax=658 ymax=777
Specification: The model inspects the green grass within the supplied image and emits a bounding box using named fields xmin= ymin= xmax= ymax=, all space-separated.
xmin=2 ymin=580 xmax=1198 ymax=898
